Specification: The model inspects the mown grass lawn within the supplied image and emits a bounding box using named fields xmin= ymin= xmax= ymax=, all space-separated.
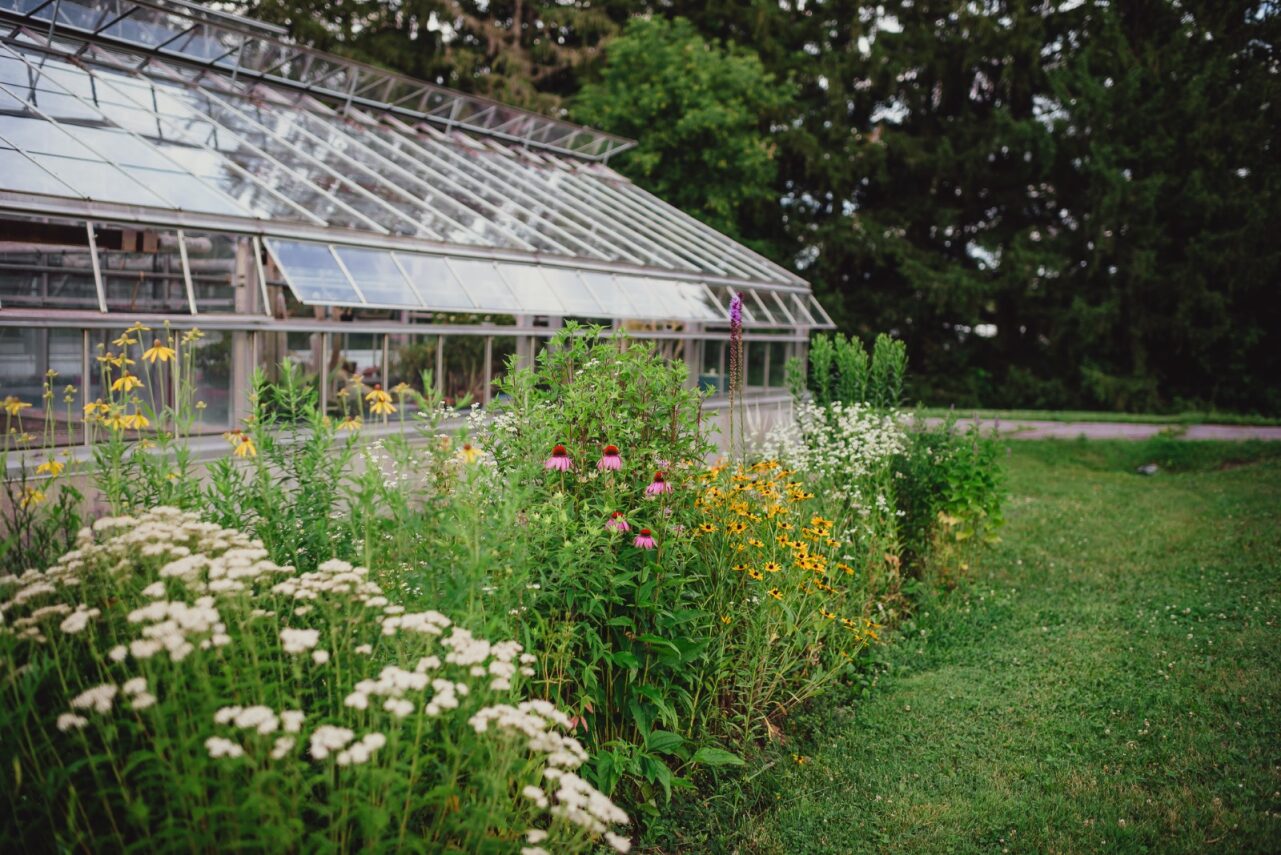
xmin=666 ymin=440 xmax=1281 ymax=854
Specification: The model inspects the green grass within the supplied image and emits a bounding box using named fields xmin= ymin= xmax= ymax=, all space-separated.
xmin=914 ymin=407 xmax=1281 ymax=427
xmin=662 ymin=440 xmax=1281 ymax=853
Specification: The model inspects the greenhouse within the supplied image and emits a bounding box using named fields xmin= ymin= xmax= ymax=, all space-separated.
xmin=0 ymin=0 xmax=831 ymax=446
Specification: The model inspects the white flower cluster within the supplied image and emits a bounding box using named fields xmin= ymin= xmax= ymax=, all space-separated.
xmin=470 ymin=701 xmax=630 ymax=852
xmin=121 ymin=597 xmax=229 ymax=662
xmin=764 ymin=401 xmax=906 ymax=503
xmin=206 ymin=706 xmax=305 ymax=761
xmin=271 ymin=558 xmax=383 ymax=606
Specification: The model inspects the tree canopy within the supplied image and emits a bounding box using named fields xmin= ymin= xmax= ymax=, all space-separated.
xmin=239 ymin=0 xmax=1281 ymax=414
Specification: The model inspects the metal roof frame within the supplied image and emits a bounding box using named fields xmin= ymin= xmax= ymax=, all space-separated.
xmin=0 ymin=0 xmax=635 ymax=161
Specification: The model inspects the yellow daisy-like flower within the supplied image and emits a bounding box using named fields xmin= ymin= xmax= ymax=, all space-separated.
xmin=123 ymin=411 xmax=150 ymax=430
xmin=224 ymin=430 xmax=257 ymax=458
xmin=698 ymin=522 xmax=717 ymax=534
xmin=366 ymin=388 xmax=396 ymax=416
xmin=3 ymin=396 xmax=32 ymax=416
xmin=338 ymin=415 xmax=363 ymax=432
xmin=35 ymin=459 xmax=65 ymax=477
xmin=458 ymin=443 xmax=483 ymax=464
xmin=111 ymin=373 xmax=143 ymax=393
xmin=112 ymin=333 xmax=137 ymax=348
xmin=19 ymin=486 xmax=45 ymax=508
xmin=767 ymin=588 xmax=783 ymax=601
xmin=748 ymin=569 xmax=764 ymax=581
xmin=142 ymin=340 xmax=177 ymax=363
xmin=747 ymin=538 xmax=765 ymax=549
xmin=820 ymin=608 xmax=836 ymax=620
xmin=391 ymin=382 xmax=413 ymax=396
xmin=720 ymin=615 xmax=732 ymax=625
xmin=727 ymin=521 xmax=748 ymax=534
xmin=103 ymin=410 xmax=130 ymax=431
xmin=731 ymin=563 xmax=749 ymax=572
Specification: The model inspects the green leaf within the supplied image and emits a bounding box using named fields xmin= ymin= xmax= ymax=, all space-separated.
xmin=645 ymin=730 xmax=685 ymax=756
xmin=691 ymin=747 xmax=745 ymax=767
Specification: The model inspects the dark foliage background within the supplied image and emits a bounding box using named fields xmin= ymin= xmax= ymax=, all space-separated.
xmin=241 ymin=0 xmax=1281 ymax=414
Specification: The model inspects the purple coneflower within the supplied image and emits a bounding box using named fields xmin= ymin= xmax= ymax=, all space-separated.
xmin=633 ymin=528 xmax=656 ymax=549
xmin=597 ymin=444 xmax=622 ymax=471
xmin=605 ymin=511 xmax=630 ymax=533
xmin=645 ymin=471 xmax=673 ymax=496
xmin=544 ymin=444 xmax=572 ymax=471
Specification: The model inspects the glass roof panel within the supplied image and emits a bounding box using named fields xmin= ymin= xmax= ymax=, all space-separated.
xmin=29 ymin=152 xmax=171 ymax=207
xmin=496 ymin=264 xmax=564 ymax=314
xmin=333 ymin=246 xmax=421 ymax=308
xmin=807 ymin=294 xmax=836 ymax=327
xmin=537 ymin=266 xmax=604 ymax=316
xmin=445 ymin=258 xmax=522 ymax=312
xmin=392 ymin=252 xmax=473 ymax=311
xmin=0 ymin=146 xmax=75 ymax=195
xmin=614 ymin=275 xmax=698 ymax=322
xmin=673 ymin=282 xmax=724 ymax=322
xmin=578 ymin=271 xmax=639 ymax=318
xmin=788 ymin=293 xmax=818 ymax=325
xmin=765 ymin=291 xmax=797 ymax=324
xmin=264 ymin=239 xmax=361 ymax=305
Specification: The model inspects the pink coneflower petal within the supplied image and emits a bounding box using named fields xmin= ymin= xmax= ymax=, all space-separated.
xmin=597 ymin=444 xmax=622 ymax=471
xmin=545 ymin=443 xmax=572 ymax=471
xmin=605 ymin=511 xmax=631 ymax=533
xmin=633 ymin=528 xmax=656 ymax=549
xmin=644 ymin=470 xmax=673 ymax=496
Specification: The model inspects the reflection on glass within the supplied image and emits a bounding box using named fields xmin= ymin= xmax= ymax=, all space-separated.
xmin=0 ymin=327 xmax=84 ymax=445
xmin=99 ymin=228 xmax=190 ymax=313
xmin=0 ymin=215 xmax=100 ymax=309
xmin=393 ymin=253 xmax=473 ymax=311
xmin=330 ymin=332 xmax=386 ymax=417
xmin=746 ymin=341 xmax=767 ymax=388
xmin=699 ymin=339 xmax=726 ymax=395
xmin=769 ymin=342 xmax=788 ymax=388
xmin=536 ymin=268 xmax=603 ymax=317
xmin=186 ymin=329 xmax=233 ymax=430
xmin=441 ymin=335 xmax=486 ymax=406
xmin=334 ymin=247 xmax=420 ymax=307
xmin=387 ymin=333 xmax=439 ymax=416
xmin=495 ymin=264 xmax=563 ymax=314
xmin=265 ymin=239 xmax=361 ymax=305
xmin=489 ymin=335 xmax=517 ymax=405
xmin=579 ymin=271 xmax=638 ymax=318
xmin=447 ymin=259 xmax=521 ymax=312
xmin=184 ymin=231 xmax=241 ymax=313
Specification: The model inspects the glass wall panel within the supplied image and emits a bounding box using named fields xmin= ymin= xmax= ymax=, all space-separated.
xmin=0 ymin=215 xmax=100 ymax=309
xmin=579 ymin=271 xmax=638 ymax=318
xmin=387 ymin=332 xmax=438 ymax=417
xmin=393 ymin=253 xmax=473 ymax=311
xmin=769 ymin=341 xmax=789 ymax=388
xmin=495 ymin=264 xmax=563 ymax=314
xmin=746 ymin=341 xmax=767 ymax=388
xmin=441 ymin=335 xmax=486 ymax=407
xmin=99 ymin=227 xmax=190 ymax=313
xmin=184 ymin=231 xmax=241 ymax=314
xmin=185 ymin=329 xmax=233 ymax=431
xmin=699 ymin=339 xmax=726 ymax=395
xmin=265 ymin=239 xmax=362 ymax=305
xmin=0 ymin=327 xmax=84 ymax=445
xmin=537 ymin=267 xmax=604 ymax=318
xmin=330 ymin=331 xmax=386 ymax=418
xmin=334 ymin=246 xmax=420 ymax=308
xmin=257 ymin=329 xmax=323 ymax=421
xmin=489 ymin=335 xmax=518 ymax=406
xmin=447 ymin=259 xmax=521 ymax=313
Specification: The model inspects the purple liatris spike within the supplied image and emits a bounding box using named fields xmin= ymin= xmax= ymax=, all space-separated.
xmin=729 ymin=292 xmax=744 ymax=331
